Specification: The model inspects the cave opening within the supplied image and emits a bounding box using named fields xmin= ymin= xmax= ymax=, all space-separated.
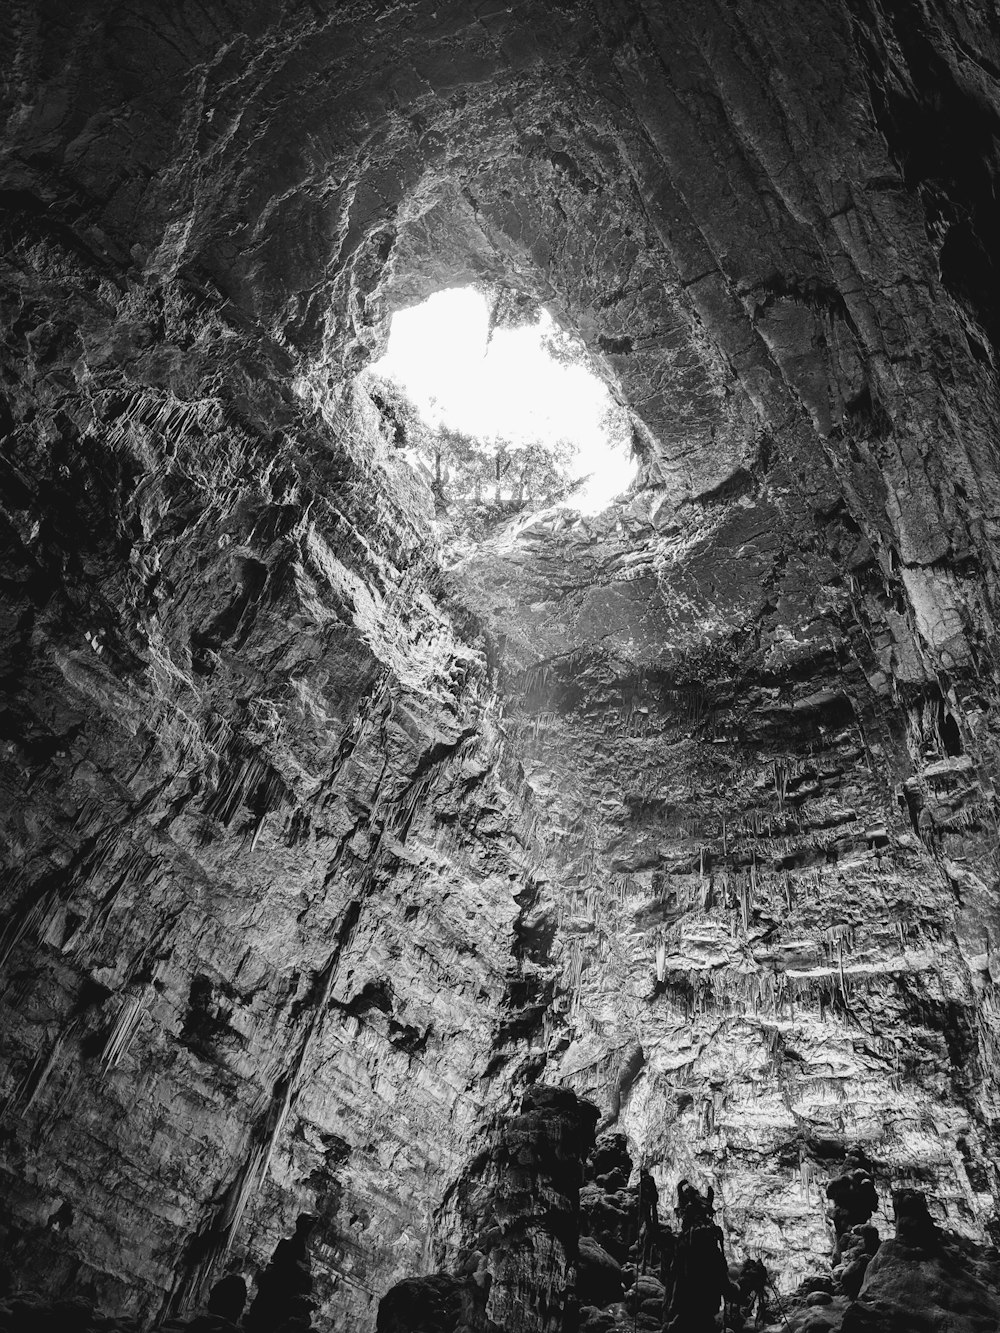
xmin=6 ymin=3 xmax=1000 ymax=1330
xmin=362 ymin=286 xmax=636 ymax=539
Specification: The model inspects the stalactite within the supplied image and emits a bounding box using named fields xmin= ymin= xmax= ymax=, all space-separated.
xmin=564 ymin=939 xmax=584 ymax=1007
xmin=0 ymin=879 xmax=61 ymax=973
xmin=100 ymin=980 xmax=151 ymax=1071
xmin=773 ymin=760 xmax=788 ymax=807
xmin=5 ymin=1016 xmax=81 ymax=1118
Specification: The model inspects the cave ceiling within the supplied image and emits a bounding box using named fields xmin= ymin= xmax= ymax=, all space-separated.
xmin=3 ymin=0 xmax=1000 ymax=1329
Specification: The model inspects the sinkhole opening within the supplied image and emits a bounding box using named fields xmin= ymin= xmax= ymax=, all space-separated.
xmin=363 ymin=287 xmax=636 ymax=539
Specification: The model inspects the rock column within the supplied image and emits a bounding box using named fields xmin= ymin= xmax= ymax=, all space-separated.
xmin=484 ymin=1086 xmax=599 ymax=1333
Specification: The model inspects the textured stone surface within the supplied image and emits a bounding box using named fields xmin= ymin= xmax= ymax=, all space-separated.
xmin=4 ymin=0 xmax=1000 ymax=1328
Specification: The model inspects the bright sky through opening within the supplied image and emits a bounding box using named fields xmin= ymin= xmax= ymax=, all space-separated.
xmin=368 ymin=288 xmax=636 ymax=515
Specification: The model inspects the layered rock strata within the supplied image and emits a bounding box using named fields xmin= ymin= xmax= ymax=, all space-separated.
xmin=3 ymin=0 xmax=1000 ymax=1325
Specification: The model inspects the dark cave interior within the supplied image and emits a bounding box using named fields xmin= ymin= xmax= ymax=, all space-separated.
xmin=4 ymin=2 xmax=1000 ymax=1332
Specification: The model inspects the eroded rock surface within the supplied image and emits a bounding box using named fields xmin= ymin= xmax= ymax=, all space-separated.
xmin=3 ymin=0 xmax=1000 ymax=1328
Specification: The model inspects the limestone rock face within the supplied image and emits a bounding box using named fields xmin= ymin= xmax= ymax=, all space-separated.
xmin=4 ymin=1 xmax=1000 ymax=1329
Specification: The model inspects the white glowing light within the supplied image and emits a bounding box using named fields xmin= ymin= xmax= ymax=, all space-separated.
xmin=367 ymin=287 xmax=636 ymax=515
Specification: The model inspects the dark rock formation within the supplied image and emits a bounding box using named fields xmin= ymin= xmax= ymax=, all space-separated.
xmin=827 ymin=1151 xmax=880 ymax=1241
xmin=375 ymin=1084 xmax=597 ymax=1333
xmin=376 ymin=1275 xmax=464 ymax=1333
xmin=834 ymin=1226 xmax=880 ymax=1301
xmin=480 ymin=1086 xmax=598 ymax=1333
xmin=244 ymin=1214 xmax=317 ymax=1333
xmin=4 ymin=0 xmax=1000 ymax=1328
xmin=662 ymin=1180 xmax=732 ymax=1332
xmin=576 ymin=1236 xmax=623 ymax=1312
xmin=206 ymin=1275 xmax=247 ymax=1324
xmin=891 ymin=1187 xmax=942 ymax=1253
xmin=846 ymin=1192 xmax=1000 ymax=1331
xmin=772 ymin=1188 xmax=1000 ymax=1332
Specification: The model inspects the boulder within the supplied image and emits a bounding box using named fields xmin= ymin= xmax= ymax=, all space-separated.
xmin=577 ymin=1236 xmax=624 ymax=1308
xmin=577 ymin=1306 xmax=618 ymax=1333
xmin=376 ymin=1275 xmax=464 ymax=1333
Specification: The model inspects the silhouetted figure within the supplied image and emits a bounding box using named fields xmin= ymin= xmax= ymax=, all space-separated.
xmin=663 ymin=1180 xmax=734 ymax=1333
xmin=658 ymin=1220 xmax=676 ymax=1288
xmin=826 ymin=1151 xmax=879 ymax=1239
xmin=244 ymin=1214 xmax=316 ymax=1333
xmin=638 ymin=1168 xmax=660 ymax=1271
xmin=727 ymin=1257 xmax=769 ymax=1328
xmin=676 ymin=1177 xmax=716 ymax=1229
xmin=208 ymin=1273 xmax=248 ymax=1322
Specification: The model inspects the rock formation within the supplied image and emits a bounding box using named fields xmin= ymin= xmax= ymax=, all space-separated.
xmin=4 ymin=0 xmax=1000 ymax=1329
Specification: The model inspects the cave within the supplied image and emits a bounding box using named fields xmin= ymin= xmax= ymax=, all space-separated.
xmin=3 ymin=3 xmax=1000 ymax=1332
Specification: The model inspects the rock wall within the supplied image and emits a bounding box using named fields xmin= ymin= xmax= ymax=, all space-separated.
xmin=0 ymin=225 xmax=546 ymax=1323
xmin=3 ymin=0 xmax=1000 ymax=1325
